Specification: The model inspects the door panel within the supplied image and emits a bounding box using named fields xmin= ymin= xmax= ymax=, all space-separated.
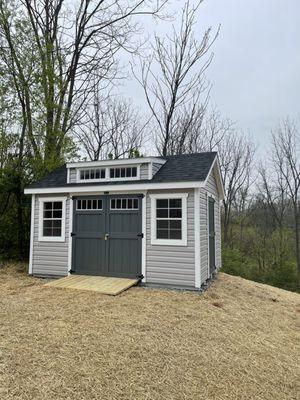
xmin=208 ymin=197 xmax=216 ymax=275
xmin=74 ymin=237 xmax=106 ymax=275
xmin=108 ymin=238 xmax=141 ymax=276
xmin=72 ymin=195 xmax=142 ymax=278
xmin=106 ymin=195 xmax=142 ymax=277
xmin=75 ymin=214 xmax=105 ymax=235
xmin=72 ymin=196 xmax=107 ymax=275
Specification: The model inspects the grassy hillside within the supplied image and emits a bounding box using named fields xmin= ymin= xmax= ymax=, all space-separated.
xmin=0 ymin=264 xmax=299 ymax=400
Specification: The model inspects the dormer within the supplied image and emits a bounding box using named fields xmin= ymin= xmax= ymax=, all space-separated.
xmin=66 ymin=157 xmax=166 ymax=184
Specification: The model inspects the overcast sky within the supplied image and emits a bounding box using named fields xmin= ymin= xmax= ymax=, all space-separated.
xmin=122 ymin=0 xmax=300 ymax=152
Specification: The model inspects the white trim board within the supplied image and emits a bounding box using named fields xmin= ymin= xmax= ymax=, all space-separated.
xmin=194 ymin=188 xmax=201 ymax=288
xmin=28 ymin=194 xmax=35 ymax=275
xmin=25 ymin=181 xmax=205 ymax=195
xmin=67 ymin=157 xmax=166 ymax=169
xmin=141 ymin=192 xmax=147 ymax=283
xmin=148 ymin=162 xmax=153 ymax=180
xmin=68 ymin=196 xmax=73 ymax=274
xmin=149 ymin=193 xmax=189 ymax=247
xmin=204 ymin=156 xmax=225 ymax=200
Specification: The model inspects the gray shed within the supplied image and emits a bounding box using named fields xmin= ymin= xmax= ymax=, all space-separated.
xmin=24 ymin=152 xmax=225 ymax=289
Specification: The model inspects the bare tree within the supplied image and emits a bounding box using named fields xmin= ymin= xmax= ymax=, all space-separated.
xmin=219 ymin=132 xmax=255 ymax=245
xmin=182 ymin=108 xmax=233 ymax=154
xmin=134 ymin=0 xmax=219 ymax=155
xmin=0 ymin=0 xmax=167 ymax=168
xmin=258 ymin=163 xmax=289 ymax=269
xmin=272 ymin=118 xmax=300 ymax=286
xmin=76 ymin=92 xmax=147 ymax=160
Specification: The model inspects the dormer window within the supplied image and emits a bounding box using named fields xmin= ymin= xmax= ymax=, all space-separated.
xmin=76 ymin=165 xmax=140 ymax=183
xmin=109 ymin=167 xmax=137 ymax=179
xmin=79 ymin=168 xmax=106 ymax=181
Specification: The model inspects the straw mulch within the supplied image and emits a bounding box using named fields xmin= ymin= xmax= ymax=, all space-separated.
xmin=0 ymin=264 xmax=299 ymax=400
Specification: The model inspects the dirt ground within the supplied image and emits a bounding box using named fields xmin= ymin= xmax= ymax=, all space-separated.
xmin=0 ymin=265 xmax=299 ymax=400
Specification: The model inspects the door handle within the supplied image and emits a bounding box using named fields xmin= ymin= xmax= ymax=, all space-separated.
xmin=104 ymin=233 xmax=110 ymax=241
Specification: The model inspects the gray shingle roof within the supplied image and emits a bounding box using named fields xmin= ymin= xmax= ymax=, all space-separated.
xmin=27 ymin=152 xmax=217 ymax=189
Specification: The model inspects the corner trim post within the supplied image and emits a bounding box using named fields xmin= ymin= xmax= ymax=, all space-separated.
xmin=29 ymin=194 xmax=35 ymax=275
xmin=194 ymin=188 xmax=201 ymax=288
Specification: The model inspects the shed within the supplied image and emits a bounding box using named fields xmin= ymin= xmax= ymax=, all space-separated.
xmin=24 ymin=152 xmax=224 ymax=290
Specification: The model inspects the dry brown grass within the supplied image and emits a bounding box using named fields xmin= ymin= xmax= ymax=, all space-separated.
xmin=0 ymin=264 xmax=299 ymax=400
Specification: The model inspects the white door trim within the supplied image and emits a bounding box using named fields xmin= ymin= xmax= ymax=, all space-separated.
xmin=68 ymin=196 xmax=74 ymax=274
xmin=142 ymin=192 xmax=147 ymax=282
xmin=207 ymin=192 xmax=217 ymax=277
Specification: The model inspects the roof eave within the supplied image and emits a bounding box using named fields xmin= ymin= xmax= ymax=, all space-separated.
xmin=24 ymin=180 xmax=206 ymax=195
xmin=66 ymin=157 xmax=166 ymax=169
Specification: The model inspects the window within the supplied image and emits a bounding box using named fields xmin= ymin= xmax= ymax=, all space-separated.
xmin=110 ymin=198 xmax=139 ymax=210
xmin=77 ymin=199 xmax=103 ymax=210
xmin=38 ymin=197 xmax=66 ymax=242
xmin=110 ymin=167 xmax=138 ymax=179
xmin=77 ymin=165 xmax=140 ymax=182
xmin=156 ymin=199 xmax=182 ymax=239
xmin=150 ymin=194 xmax=188 ymax=246
xmin=79 ymin=169 xmax=106 ymax=181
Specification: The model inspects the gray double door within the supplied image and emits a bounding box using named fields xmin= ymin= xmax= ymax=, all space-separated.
xmin=72 ymin=195 xmax=143 ymax=278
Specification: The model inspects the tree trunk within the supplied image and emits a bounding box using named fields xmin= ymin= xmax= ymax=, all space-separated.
xmin=223 ymin=201 xmax=231 ymax=246
xmin=16 ymin=187 xmax=24 ymax=260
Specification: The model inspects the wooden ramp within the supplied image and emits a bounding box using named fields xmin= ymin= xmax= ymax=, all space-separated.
xmin=45 ymin=275 xmax=139 ymax=296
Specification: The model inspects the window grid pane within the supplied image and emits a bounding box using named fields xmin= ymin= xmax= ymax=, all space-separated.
xmin=76 ymin=199 xmax=103 ymax=210
xmin=43 ymin=202 xmax=63 ymax=237
xmin=132 ymin=167 xmax=137 ymax=177
xmin=80 ymin=169 xmax=106 ymax=180
xmin=156 ymin=198 xmax=183 ymax=241
xmin=109 ymin=167 xmax=138 ymax=179
xmin=110 ymin=198 xmax=139 ymax=210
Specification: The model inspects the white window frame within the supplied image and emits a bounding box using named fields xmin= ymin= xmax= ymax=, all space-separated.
xmin=150 ymin=193 xmax=188 ymax=246
xmin=108 ymin=166 xmax=140 ymax=181
xmin=77 ymin=168 xmax=106 ymax=183
xmin=110 ymin=198 xmax=139 ymax=210
xmin=76 ymin=198 xmax=103 ymax=211
xmin=76 ymin=165 xmax=141 ymax=183
xmin=38 ymin=197 xmax=67 ymax=242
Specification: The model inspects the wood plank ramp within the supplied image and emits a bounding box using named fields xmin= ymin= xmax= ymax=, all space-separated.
xmin=44 ymin=275 xmax=139 ymax=296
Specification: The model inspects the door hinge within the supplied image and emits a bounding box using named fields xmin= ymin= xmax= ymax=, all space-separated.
xmin=137 ymin=233 xmax=144 ymax=238
xmin=71 ymin=232 xmax=76 ymax=237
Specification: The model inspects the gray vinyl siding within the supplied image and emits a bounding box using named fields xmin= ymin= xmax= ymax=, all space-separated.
xmin=69 ymin=168 xmax=77 ymax=184
xmin=200 ymin=168 xmax=221 ymax=284
xmin=140 ymin=164 xmax=149 ymax=180
xmin=32 ymin=195 xmax=70 ymax=277
xmin=146 ymin=189 xmax=195 ymax=287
